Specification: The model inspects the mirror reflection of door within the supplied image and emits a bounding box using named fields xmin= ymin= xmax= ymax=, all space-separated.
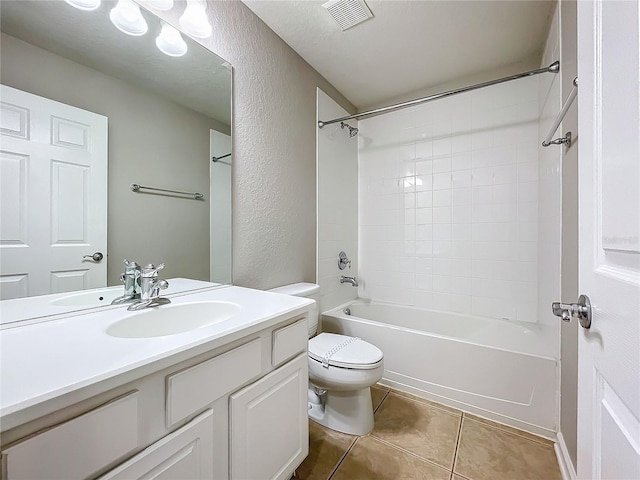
xmin=0 ymin=1 xmax=233 ymax=304
xmin=0 ymin=85 xmax=108 ymax=300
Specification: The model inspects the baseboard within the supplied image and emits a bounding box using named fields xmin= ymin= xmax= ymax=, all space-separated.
xmin=555 ymin=431 xmax=577 ymax=480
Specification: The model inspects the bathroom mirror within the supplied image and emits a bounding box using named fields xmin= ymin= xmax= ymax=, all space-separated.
xmin=0 ymin=1 xmax=232 ymax=304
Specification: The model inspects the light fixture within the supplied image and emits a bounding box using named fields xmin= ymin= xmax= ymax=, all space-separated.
xmin=156 ymin=22 xmax=187 ymax=57
xmin=179 ymin=0 xmax=212 ymax=39
xmin=63 ymin=0 xmax=101 ymax=11
xmin=109 ymin=0 xmax=148 ymax=36
xmin=138 ymin=0 xmax=174 ymax=11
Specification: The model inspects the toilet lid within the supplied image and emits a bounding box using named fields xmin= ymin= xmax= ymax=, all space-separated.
xmin=309 ymin=333 xmax=383 ymax=370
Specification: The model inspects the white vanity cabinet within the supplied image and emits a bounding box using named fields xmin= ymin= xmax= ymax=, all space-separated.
xmin=0 ymin=312 xmax=310 ymax=480
xmin=99 ymin=409 xmax=214 ymax=480
xmin=230 ymin=353 xmax=308 ymax=480
xmin=1 ymin=393 xmax=140 ymax=479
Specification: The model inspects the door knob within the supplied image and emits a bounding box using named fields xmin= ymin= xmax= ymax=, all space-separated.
xmin=83 ymin=252 xmax=104 ymax=262
xmin=551 ymin=294 xmax=591 ymax=329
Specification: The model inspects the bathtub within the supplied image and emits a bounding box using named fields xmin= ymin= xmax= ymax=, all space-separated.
xmin=321 ymin=300 xmax=558 ymax=438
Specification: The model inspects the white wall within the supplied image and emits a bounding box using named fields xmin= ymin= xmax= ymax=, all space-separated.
xmin=536 ymin=3 xmax=563 ymax=438
xmin=210 ymin=130 xmax=232 ymax=285
xmin=559 ymin=0 xmax=580 ymax=469
xmin=316 ymin=89 xmax=358 ymax=312
xmin=537 ymin=7 xmax=562 ymax=336
xmin=358 ymin=77 xmax=541 ymax=322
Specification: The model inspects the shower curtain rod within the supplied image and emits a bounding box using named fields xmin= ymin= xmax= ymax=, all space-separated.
xmin=318 ymin=61 xmax=560 ymax=128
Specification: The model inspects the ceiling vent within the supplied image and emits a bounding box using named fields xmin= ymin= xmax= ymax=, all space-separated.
xmin=322 ymin=0 xmax=373 ymax=31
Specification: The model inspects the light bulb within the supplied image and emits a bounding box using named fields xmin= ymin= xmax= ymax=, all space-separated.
xmin=109 ymin=0 xmax=148 ymax=36
xmin=138 ymin=0 xmax=174 ymax=11
xmin=156 ymin=22 xmax=188 ymax=57
xmin=179 ymin=0 xmax=212 ymax=39
xmin=63 ymin=0 xmax=101 ymax=11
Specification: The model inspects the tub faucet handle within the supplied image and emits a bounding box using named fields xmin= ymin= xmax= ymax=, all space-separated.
xmin=338 ymin=251 xmax=352 ymax=270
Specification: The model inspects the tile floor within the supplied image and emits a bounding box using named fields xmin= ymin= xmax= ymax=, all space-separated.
xmin=295 ymin=385 xmax=562 ymax=480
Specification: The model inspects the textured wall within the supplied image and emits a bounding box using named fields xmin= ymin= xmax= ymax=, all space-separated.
xmin=150 ymin=1 xmax=355 ymax=290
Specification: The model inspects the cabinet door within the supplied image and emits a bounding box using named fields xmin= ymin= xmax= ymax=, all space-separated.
xmin=100 ymin=410 xmax=213 ymax=480
xmin=230 ymin=353 xmax=308 ymax=480
xmin=1 ymin=392 xmax=138 ymax=480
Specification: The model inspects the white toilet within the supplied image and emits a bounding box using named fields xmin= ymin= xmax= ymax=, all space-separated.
xmin=268 ymin=283 xmax=384 ymax=436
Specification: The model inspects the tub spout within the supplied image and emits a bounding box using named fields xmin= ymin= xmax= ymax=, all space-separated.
xmin=340 ymin=275 xmax=358 ymax=287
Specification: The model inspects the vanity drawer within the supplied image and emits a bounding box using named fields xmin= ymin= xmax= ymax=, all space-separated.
xmin=272 ymin=318 xmax=307 ymax=367
xmin=1 ymin=392 xmax=139 ymax=480
xmin=166 ymin=338 xmax=262 ymax=427
xmin=99 ymin=409 xmax=214 ymax=480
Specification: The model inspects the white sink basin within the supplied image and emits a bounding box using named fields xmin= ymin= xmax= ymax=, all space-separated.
xmin=50 ymin=288 xmax=123 ymax=307
xmin=106 ymin=301 xmax=241 ymax=338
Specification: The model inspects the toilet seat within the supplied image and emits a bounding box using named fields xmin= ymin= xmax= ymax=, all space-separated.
xmin=309 ymin=333 xmax=383 ymax=370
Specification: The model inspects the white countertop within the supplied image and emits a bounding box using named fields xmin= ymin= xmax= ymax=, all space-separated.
xmin=0 ymin=278 xmax=220 ymax=327
xmin=0 ymin=285 xmax=313 ymax=431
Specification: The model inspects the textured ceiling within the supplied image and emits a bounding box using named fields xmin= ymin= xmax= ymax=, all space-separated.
xmin=0 ymin=0 xmax=231 ymax=126
xmin=242 ymin=0 xmax=555 ymax=109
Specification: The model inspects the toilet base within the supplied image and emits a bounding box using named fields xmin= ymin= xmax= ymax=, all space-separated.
xmin=308 ymin=386 xmax=374 ymax=436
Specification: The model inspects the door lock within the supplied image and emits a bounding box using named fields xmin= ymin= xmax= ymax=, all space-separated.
xmin=552 ymin=294 xmax=592 ymax=329
xmin=83 ymin=252 xmax=104 ymax=262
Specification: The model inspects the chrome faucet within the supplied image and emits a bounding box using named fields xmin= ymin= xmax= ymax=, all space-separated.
xmin=340 ymin=275 xmax=358 ymax=287
xmin=111 ymin=259 xmax=142 ymax=305
xmin=127 ymin=263 xmax=171 ymax=311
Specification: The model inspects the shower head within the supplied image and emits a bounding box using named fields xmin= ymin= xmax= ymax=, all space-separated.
xmin=340 ymin=121 xmax=358 ymax=137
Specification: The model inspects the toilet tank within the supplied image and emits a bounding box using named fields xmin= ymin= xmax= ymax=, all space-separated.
xmin=268 ymin=283 xmax=320 ymax=337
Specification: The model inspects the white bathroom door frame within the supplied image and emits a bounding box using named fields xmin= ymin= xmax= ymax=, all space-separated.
xmin=576 ymin=1 xmax=640 ymax=479
xmin=0 ymin=85 xmax=108 ymax=299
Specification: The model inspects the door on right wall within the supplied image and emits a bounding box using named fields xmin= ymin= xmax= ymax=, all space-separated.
xmin=576 ymin=1 xmax=640 ymax=479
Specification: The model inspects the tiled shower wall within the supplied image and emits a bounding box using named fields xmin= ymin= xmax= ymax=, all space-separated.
xmin=358 ymin=77 xmax=540 ymax=322
xmin=317 ymin=89 xmax=358 ymax=313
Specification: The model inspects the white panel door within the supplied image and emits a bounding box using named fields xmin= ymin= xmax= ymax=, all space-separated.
xmin=0 ymin=85 xmax=108 ymax=299
xmin=576 ymin=1 xmax=640 ymax=479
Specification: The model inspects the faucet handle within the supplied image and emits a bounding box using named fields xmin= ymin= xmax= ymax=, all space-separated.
xmin=123 ymin=260 xmax=141 ymax=276
xmin=142 ymin=263 xmax=165 ymax=277
xmin=338 ymin=251 xmax=352 ymax=270
xmin=151 ymin=279 xmax=169 ymax=298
